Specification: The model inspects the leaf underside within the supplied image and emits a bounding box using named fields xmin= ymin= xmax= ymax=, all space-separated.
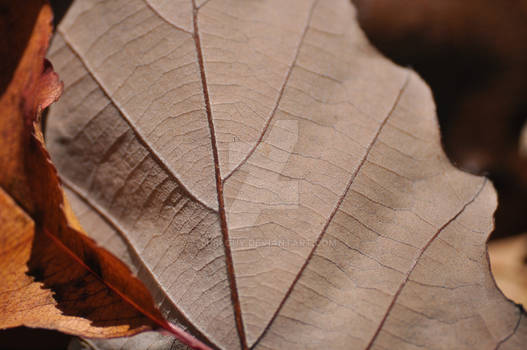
xmin=46 ymin=0 xmax=526 ymax=349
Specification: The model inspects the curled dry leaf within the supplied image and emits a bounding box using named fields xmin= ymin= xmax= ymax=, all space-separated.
xmin=46 ymin=0 xmax=527 ymax=349
xmin=0 ymin=1 xmax=211 ymax=348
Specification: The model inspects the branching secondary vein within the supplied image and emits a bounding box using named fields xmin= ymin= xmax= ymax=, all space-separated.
xmin=365 ymin=178 xmax=488 ymax=350
xmin=252 ymin=72 xmax=412 ymax=349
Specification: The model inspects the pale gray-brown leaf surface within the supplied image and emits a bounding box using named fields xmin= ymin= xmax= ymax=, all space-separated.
xmin=46 ymin=0 xmax=525 ymax=349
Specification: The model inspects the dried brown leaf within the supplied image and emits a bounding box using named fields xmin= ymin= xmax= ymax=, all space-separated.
xmin=0 ymin=2 xmax=210 ymax=348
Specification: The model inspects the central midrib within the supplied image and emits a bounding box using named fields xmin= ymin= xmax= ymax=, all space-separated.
xmin=191 ymin=2 xmax=248 ymax=350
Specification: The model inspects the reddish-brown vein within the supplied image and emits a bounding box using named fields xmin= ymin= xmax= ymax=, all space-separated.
xmin=364 ymin=178 xmax=488 ymax=350
xmin=222 ymin=0 xmax=319 ymax=183
xmin=251 ymin=73 xmax=411 ymax=349
xmin=192 ymin=2 xmax=248 ymax=349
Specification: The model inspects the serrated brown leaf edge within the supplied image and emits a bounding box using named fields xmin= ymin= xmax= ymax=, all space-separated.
xmin=0 ymin=1 xmax=211 ymax=349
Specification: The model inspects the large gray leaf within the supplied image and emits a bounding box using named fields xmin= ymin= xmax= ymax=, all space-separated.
xmin=46 ymin=0 xmax=525 ymax=349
